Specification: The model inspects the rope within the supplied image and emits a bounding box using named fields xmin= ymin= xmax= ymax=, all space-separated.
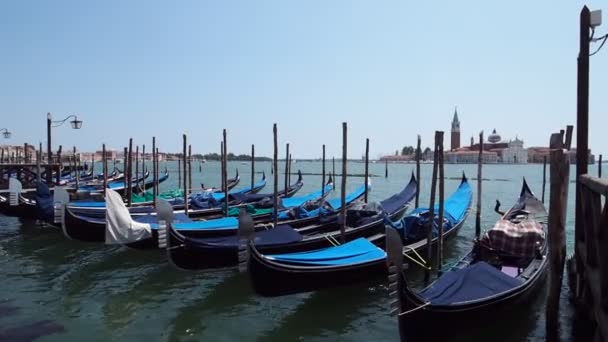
xmin=166 ymin=244 xmax=185 ymax=250
xmin=403 ymin=246 xmax=429 ymax=270
xmin=398 ymin=302 xmax=431 ymax=316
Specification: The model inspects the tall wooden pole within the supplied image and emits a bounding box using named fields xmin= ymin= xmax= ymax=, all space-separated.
xmin=425 ymin=132 xmax=439 ymax=283
xmin=364 ymin=138 xmax=370 ymax=203
xmin=416 ymin=135 xmax=421 ymax=208
xmin=220 ymin=142 xmax=225 ymax=190
xmin=251 ymin=144 xmax=255 ymax=190
xmin=385 ymin=159 xmax=388 ymax=178
xmin=152 ymin=137 xmax=157 ymax=204
xmin=340 ymin=122 xmax=347 ymax=243
xmin=46 ymin=113 xmax=52 ymax=184
xmin=73 ymin=146 xmax=79 ymax=189
xmin=322 ymin=145 xmax=326 ymax=196
xmin=178 ymin=159 xmax=181 ymax=187
xmin=135 ymin=145 xmax=139 ymax=193
xmin=546 ymin=133 xmax=569 ymax=340
xmin=155 ymin=148 xmax=160 ymax=199
xmin=599 ymin=154 xmax=603 ymax=178
xmin=288 ymin=153 xmax=292 ymax=189
xmin=475 ymin=131 xmax=484 ymax=239
xmin=123 ymin=147 xmax=128 ymax=199
xmin=437 ymin=132 xmax=445 ymax=271
xmin=102 ymin=144 xmax=107 ymax=197
xmin=284 ymin=143 xmax=290 ymax=194
xmin=223 ymin=129 xmax=228 ymax=216
xmin=141 ymin=144 xmax=145 ymax=184
xmin=127 ymin=139 xmax=133 ymax=205
xmin=188 ymin=144 xmax=192 ymax=195
xmin=542 ymin=156 xmax=547 ymax=203
xmin=56 ymin=145 xmax=62 ymax=185
xmin=575 ymin=6 xmax=590 ymax=273
xmin=273 ymin=124 xmax=279 ymax=227
xmin=332 ymin=157 xmax=336 ymax=189
xmin=183 ymin=134 xmax=188 ymax=215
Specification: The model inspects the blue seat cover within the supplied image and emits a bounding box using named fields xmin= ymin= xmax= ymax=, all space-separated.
xmin=266 ymin=237 xmax=385 ymax=266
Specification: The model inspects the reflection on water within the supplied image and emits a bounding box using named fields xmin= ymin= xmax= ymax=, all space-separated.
xmin=1 ymin=161 xmax=595 ymax=341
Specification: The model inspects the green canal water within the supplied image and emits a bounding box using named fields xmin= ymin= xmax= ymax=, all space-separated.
xmin=0 ymin=161 xmax=598 ymax=341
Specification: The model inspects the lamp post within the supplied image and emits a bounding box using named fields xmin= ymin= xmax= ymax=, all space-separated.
xmin=46 ymin=113 xmax=83 ymax=183
xmin=0 ymin=128 xmax=11 ymax=139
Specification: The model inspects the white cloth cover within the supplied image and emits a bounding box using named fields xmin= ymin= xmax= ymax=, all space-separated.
xmin=105 ymin=189 xmax=152 ymax=244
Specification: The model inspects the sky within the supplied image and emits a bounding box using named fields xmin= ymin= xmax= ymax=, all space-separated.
xmin=0 ymin=1 xmax=607 ymax=159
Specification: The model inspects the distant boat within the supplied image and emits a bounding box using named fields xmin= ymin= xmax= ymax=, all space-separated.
xmin=241 ymin=161 xmax=248 ymax=165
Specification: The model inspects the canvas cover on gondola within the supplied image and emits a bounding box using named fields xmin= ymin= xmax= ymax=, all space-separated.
xmin=419 ymin=261 xmax=522 ymax=305
xmin=105 ymin=189 xmax=152 ymax=244
xmin=183 ymin=225 xmax=302 ymax=250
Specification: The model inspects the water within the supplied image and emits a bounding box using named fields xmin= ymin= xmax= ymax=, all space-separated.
xmin=0 ymin=161 xmax=599 ymax=341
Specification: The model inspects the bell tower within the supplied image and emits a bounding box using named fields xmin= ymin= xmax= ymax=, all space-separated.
xmin=451 ymin=107 xmax=461 ymax=150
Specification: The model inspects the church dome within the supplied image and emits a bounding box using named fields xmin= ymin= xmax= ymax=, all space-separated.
xmin=488 ymin=129 xmax=501 ymax=143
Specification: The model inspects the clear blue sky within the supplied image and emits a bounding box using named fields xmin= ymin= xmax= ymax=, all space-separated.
xmin=1 ymin=1 xmax=606 ymax=159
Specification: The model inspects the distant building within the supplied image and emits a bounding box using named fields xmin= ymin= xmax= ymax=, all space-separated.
xmin=450 ymin=107 xmax=460 ymax=151
xmin=501 ymin=137 xmax=528 ymax=164
xmin=527 ymin=147 xmax=594 ymax=164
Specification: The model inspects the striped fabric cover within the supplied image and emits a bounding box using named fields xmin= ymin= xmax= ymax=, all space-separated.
xmin=482 ymin=219 xmax=545 ymax=258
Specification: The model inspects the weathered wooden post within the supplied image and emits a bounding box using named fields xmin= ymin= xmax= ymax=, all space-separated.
xmin=141 ymin=144 xmax=145 ymax=187
xmin=152 ymin=137 xmax=157 ymax=204
xmin=223 ymin=129 xmax=228 ymax=216
xmin=424 ymin=132 xmax=440 ymax=283
xmin=188 ymin=144 xmax=192 ymax=195
xmin=135 ymin=145 xmax=139 ymax=192
xmin=437 ymin=132 xmax=445 ymax=272
xmin=340 ymin=122 xmax=347 ymax=243
xmin=220 ymin=142 xmax=225 ymax=191
xmin=102 ymin=144 xmax=108 ymax=197
xmin=127 ymin=139 xmax=133 ymax=206
xmin=332 ymin=156 xmax=336 ymax=189
xmin=155 ymin=148 xmax=160 ymax=198
xmin=599 ymin=154 xmax=603 ymax=178
xmin=251 ymin=144 xmax=255 ymax=190
xmin=416 ymin=135 xmax=421 ymax=208
xmin=284 ymin=143 xmax=290 ymax=195
xmin=183 ymin=134 xmax=188 ymax=215
xmin=273 ymin=124 xmax=279 ymax=227
xmin=74 ymin=146 xmax=80 ymax=189
xmin=575 ymin=6 xmax=591 ymax=298
xmin=56 ymin=145 xmax=62 ymax=185
xmin=385 ymin=159 xmax=388 ymax=178
xmin=122 ymin=147 xmax=128 ymax=199
xmin=364 ymin=138 xmax=369 ymax=203
xmin=542 ymin=156 xmax=547 ymax=203
xmin=546 ymin=133 xmax=569 ymax=340
xmin=322 ymin=144 xmax=326 ymax=197
xmin=178 ymin=159 xmax=181 ymax=186
xmin=288 ymin=153 xmax=292 ymax=189
xmin=475 ymin=131 xmax=484 ymax=239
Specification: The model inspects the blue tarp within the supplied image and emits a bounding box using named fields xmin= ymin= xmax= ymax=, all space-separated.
xmin=211 ymin=178 xmax=266 ymax=201
xmin=34 ymin=182 xmax=54 ymax=221
xmin=380 ymin=178 xmax=417 ymax=215
xmin=184 ymin=225 xmax=302 ymax=249
xmin=419 ymin=261 xmax=522 ymax=305
xmin=148 ymin=217 xmax=239 ymax=231
xmin=326 ymin=184 xmax=367 ymax=210
xmin=280 ymin=184 xmax=333 ymax=208
xmin=401 ymin=180 xmax=472 ymax=240
xmin=266 ymin=237 xmax=385 ymax=266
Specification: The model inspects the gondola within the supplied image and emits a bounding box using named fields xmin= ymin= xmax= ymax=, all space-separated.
xmin=152 ymin=174 xmax=416 ymax=270
xmin=245 ymin=174 xmax=471 ymax=297
xmin=392 ymin=178 xmax=547 ymax=341
xmin=105 ymin=175 xmax=338 ymax=250
xmin=61 ymin=172 xmax=272 ymax=242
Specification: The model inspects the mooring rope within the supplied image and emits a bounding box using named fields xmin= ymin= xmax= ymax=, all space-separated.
xmin=398 ymin=302 xmax=431 ymax=316
xmin=402 ymin=246 xmax=430 ymax=270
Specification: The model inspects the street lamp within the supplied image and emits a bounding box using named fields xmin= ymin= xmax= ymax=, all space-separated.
xmin=0 ymin=128 xmax=11 ymax=139
xmin=46 ymin=113 xmax=83 ymax=183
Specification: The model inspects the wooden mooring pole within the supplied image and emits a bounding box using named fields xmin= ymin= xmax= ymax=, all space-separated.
xmin=127 ymin=139 xmax=133 ymax=206
xmin=385 ymin=159 xmax=388 ymax=178
xmin=222 ymin=130 xmax=228 ymax=216
xmin=135 ymin=145 xmax=139 ymax=193
xmin=332 ymin=157 xmax=336 ymax=189
xmin=364 ymin=138 xmax=369 ymax=203
xmin=284 ymin=143 xmax=290 ymax=195
xmin=340 ymin=122 xmax=347 ymax=243
xmin=251 ymin=144 xmax=255 ymax=190
xmin=546 ymin=133 xmax=569 ymax=340
xmin=322 ymin=144 xmax=326 ymax=197
xmin=542 ymin=156 xmax=547 ymax=204
xmin=599 ymin=154 xmax=602 ymax=178
xmin=152 ymin=137 xmax=156 ymax=205
xmin=425 ymin=132 xmax=440 ymax=283
xmin=415 ymin=135 xmax=421 ymax=208
xmin=273 ymin=124 xmax=278 ymax=227
xmin=102 ymin=144 xmax=107 ymax=198
xmin=220 ymin=142 xmax=225 ymax=190
xmin=183 ymin=134 xmax=188 ymax=216
xmin=475 ymin=131 xmax=484 ymax=239
xmin=437 ymin=132 xmax=445 ymax=272
xmin=188 ymin=144 xmax=192 ymax=195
